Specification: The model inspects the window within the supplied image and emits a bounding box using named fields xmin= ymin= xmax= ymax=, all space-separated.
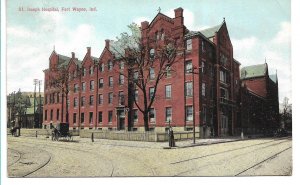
xmin=149 ymin=67 xmax=155 ymax=79
xmin=202 ymin=107 xmax=207 ymax=123
xmin=108 ymin=92 xmax=113 ymax=104
xmin=133 ymin=109 xmax=138 ymax=123
xmin=74 ymin=84 xmax=79 ymax=93
xmin=56 ymin=109 xmax=59 ymax=121
xmin=186 ymin=39 xmax=192 ymax=51
xmin=109 ymin=76 xmax=113 ymax=87
xmin=135 ymin=89 xmax=138 ymax=102
xmin=220 ymin=70 xmax=226 ymax=83
xmin=149 ymin=108 xmax=155 ymax=122
xmin=119 ymin=61 xmax=124 ymax=70
xmin=155 ymin=31 xmax=159 ymax=41
xmin=89 ymin=95 xmax=94 ymax=106
xmin=82 ymin=82 xmax=86 ymax=92
xmin=99 ymin=63 xmax=104 ymax=72
xmin=149 ymin=87 xmax=155 ymax=100
xmin=108 ymin=111 xmax=113 ymax=123
xmin=185 ymin=60 xmax=193 ymax=73
xmin=90 ymin=80 xmax=94 ymax=91
xmin=186 ymin=106 xmax=193 ymax=121
xmin=81 ymin=112 xmax=84 ymax=124
xmin=74 ymin=98 xmax=78 ymax=107
xmin=83 ymin=68 xmax=86 ymax=77
xmin=99 ymin=78 xmax=103 ymax=88
xmin=201 ymin=40 xmax=205 ymax=52
xmin=166 ymin=65 xmax=171 ymax=77
xmin=165 ymin=85 xmax=171 ymax=99
xmin=118 ymin=91 xmax=125 ymax=105
xmin=56 ymin=93 xmax=59 ymax=103
xmin=45 ymin=95 xmax=48 ymax=104
xmin=98 ymin=112 xmax=102 ymax=123
xmin=119 ymin=74 xmax=124 ymax=85
xmin=220 ymin=53 xmax=228 ymax=65
xmin=202 ymin=83 xmax=206 ymax=96
xmin=108 ymin=60 xmax=113 ymax=71
xmin=165 ymin=107 xmax=172 ymax=122
xmin=150 ymin=49 xmax=155 ymax=59
xmin=81 ymin=96 xmax=85 ymax=107
xmin=73 ymin=113 xmax=77 ymax=124
xmin=161 ymin=29 xmax=165 ymax=40
xmin=45 ymin=110 xmax=47 ymax=120
xmin=202 ymin=61 xmax=205 ymax=73
xmin=50 ymin=109 xmax=53 ymax=120
xmin=89 ymin=112 xmax=93 ymax=124
xmin=89 ymin=66 xmax=94 ymax=75
xmin=185 ymin=82 xmax=193 ymax=97
xmin=134 ymin=71 xmax=139 ymax=80
xmin=220 ymin=88 xmax=229 ymax=99
xmin=98 ymin=94 xmax=103 ymax=105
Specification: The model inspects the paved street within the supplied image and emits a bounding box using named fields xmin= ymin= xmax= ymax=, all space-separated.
xmin=7 ymin=135 xmax=292 ymax=177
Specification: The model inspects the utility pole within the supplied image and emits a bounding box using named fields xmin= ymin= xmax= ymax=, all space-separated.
xmin=33 ymin=79 xmax=38 ymax=128
xmin=39 ymin=80 xmax=42 ymax=128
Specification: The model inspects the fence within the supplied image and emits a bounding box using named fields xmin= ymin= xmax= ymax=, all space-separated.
xmin=7 ymin=128 xmax=200 ymax=142
xmin=80 ymin=130 xmax=200 ymax=142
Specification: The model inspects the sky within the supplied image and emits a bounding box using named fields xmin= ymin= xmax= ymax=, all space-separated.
xmin=6 ymin=0 xmax=291 ymax=103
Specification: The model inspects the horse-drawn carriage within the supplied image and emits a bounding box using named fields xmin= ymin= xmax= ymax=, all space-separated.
xmin=51 ymin=123 xmax=72 ymax=141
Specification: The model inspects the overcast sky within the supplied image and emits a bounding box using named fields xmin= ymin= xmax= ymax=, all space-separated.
xmin=6 ymin=0 xmax=291 ymax=103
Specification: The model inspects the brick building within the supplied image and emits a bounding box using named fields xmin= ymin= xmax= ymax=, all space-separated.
xmin=43 ymin=7 xmax=279 ymax=137
xmin=240 ymin=63 xmax=279 ymax=134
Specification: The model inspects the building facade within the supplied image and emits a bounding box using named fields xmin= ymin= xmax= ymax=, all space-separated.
xmin=43 ymin=7 xmax=279 ymax=137
xmin=240 ymin=63 xmax=279 ymax=134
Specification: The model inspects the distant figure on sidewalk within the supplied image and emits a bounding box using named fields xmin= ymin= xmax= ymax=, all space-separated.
xmin=169 ymin=127 xmax=175 ymax=147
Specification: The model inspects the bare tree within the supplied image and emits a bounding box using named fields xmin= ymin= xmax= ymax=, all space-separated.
xmin=111 ymin=23 xmax=183 ymax=131
xmin=48 ymin=64 xmax=71 ymax=123
xmin=281 ymin=97 xmax=292 ymax=130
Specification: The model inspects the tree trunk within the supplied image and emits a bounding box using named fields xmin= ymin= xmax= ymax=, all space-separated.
xmin=143 ymin=112 xmax=149 ymax=131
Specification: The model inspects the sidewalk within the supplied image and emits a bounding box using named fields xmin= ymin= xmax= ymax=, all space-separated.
xmin=163 ymin=137 xmax=244 ymax=149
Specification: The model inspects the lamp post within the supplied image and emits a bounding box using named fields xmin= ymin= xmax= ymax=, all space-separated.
xmin=191 ymin=65 xmax=203 ymax=144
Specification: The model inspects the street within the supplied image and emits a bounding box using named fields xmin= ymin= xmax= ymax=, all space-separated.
xmin=7 ymin=136 xmax=292 ymax=177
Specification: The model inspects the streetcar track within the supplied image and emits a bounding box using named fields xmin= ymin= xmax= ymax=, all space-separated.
xmin=172 ymin=140 xmax=291 ymax=176
xmin=10 ymin=139 xmax=156 ymax=176
xmin=9 ymin=140 xmax=117 ymax=177
xmin=22 ymin=149 xmax=52 ymax=177
xmin=7 ymin=148 xmax=22 ymax=167
xmin=170 ymin=138 xmax=289 ymax=165
xmin=235 ymin=146 xmax=292 ymax=176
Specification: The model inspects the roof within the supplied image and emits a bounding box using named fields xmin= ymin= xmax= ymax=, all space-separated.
xmin=91 ymin=56 xmax=100 ymax=63
xmin=269 ymin=74 xmax=277 ymax=83
xmin=200 ymin=23 xmax=223 ymax=38
xmin=58 ymin=54 xmax=71 ymax=67
xmin=240 ymin=63 xmax=267 ymax=79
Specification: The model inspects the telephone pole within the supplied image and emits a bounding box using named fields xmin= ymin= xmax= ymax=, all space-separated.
xmin=38 ymin=80 xmax=42 ymax=128
xmin=33 ymin=79 xmax=38 ymax=128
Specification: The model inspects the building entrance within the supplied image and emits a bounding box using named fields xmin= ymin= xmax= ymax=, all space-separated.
xmin=220 ymin=114 xmax=228 ymax=136
xmin=117 ymin=109 xmax=125 ymax=130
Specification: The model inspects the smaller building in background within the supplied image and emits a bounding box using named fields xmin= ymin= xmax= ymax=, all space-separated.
xmin=240 ymin=63 xmax=279 ymax=135
xmin=7 ymin=91 xmax=43 ymax=129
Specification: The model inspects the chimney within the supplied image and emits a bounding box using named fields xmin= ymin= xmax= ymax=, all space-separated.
xmin=87 ymin=47 xmax=91 ymax=56
xmin=105 ymin=39 xmax=110 ymax=49
xmin=141 ymin=21 xmax=149 ymax=30
xmin=71 ymin=52 xmax=75 ymax=59
xmin=174 ymin=7 xmax=184 ymax=26
xmin=174 ymin=7 xmax=183 ymax=18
